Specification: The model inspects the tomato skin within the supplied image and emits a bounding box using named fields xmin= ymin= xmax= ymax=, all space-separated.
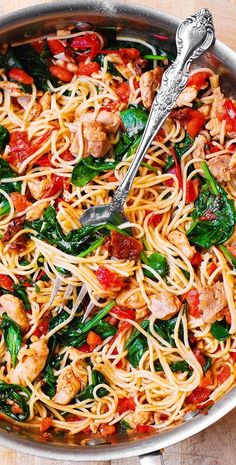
xmin=78 ymin=344 xmax=91 ymax=353
xmin=86 ymin=330 xmax=102 ymax=346
xmin=0 ymin=274 xmax=14 ymax=291
xmin=40 ymin=417 xmax=53 ymax=434
xmin=208 ymin=262 xmax=217 ymax=275
xmin=136 ymin=425 xmax=154 ymax=433
xmin=191 ymin=252 xmax=202 ymax=267
xmin=33 ymin=318 xmax=49 ymax=338
xmin=10 ymin=192 xmax=31 ymax=213
xmin=95 ymin=266 xmax=126 ymax=290
xmin=185 ymin=386 xmax=210 ymax=405
xmin=217 ymin=365 xmax=231 ymax=385
xmin=100 ymin=424 xmax=116 ymax=436
xmin=165 ymin=166 xmax=178 ymax=187
xmin=42 ymin=175 xmax=63 ymax=199
xmin=219 ymin=99 xmax=236 ymax=133
xmin=111 ymin=306 xmax=135 ymax=320
xmin=36 ymin=153 xmax=53 ymax=167
xmin=185 ymin=289 xmax=200 ymax=318
xmin=117 ymin=397 xmax=135 ymax=414
xmin=187 ymin=71 xmax=211 ymax=90
xmin=186 ymin=110 xmax=205 ymax=138
xmin=49 ymin=65 xmax=73 ymax=82
xmin=31 ymin=40 xmax=44 ymax=53
xmin=148 ymin=213 xmax=163 ymax=227
xmin=9 ymin=67 xmax=33 ymax=85
xmin=116 ymin=82 xmax=130 ymax=103
xmin=186 ymin=179 xmax=201 ymax=203
xmin=230 ymin=351 xmax=236 ymax=362
xmin=47 ymin=39 xmax=65 ymax=55
xmin=8 ymin=131 xmax=31 ymax=166
xmin=76 ymin=61 xmax=100 ymax=76
xmin=60 ymin=149 xmax=74 ymax=161
xmin=193 ymin=347 xmax=206 ymax=367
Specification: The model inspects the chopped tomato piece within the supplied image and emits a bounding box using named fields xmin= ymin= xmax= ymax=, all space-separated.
xmin=186 ymin=179 xmax=201 ymax=203
xmin=49 ymin=65 xmax=73 ymax=82
xmin=31 ymin=40 xmax=44 ymax=53
xmin=86 ymin=330 xmax=102 ymax=346
xmin=105 ymin=315 xmax=118 ymax=326
xmin=95 ymin=266 xmax=126 ymax=290
xmin=111 ymin=306 xmax=135 ymax=320
xmin=191 ymin=252 xmax=202 ymax=266
xmin=187 ymin=71 xmax=211 ymax=90
xmin=185 ymin=386 xmax=210 ymax=405
xmin=217 ymin=365 xmax=231 ymax=385
xmin=33 ymin=318 xmax=49 ymax=338
xmin=186 ymin=110 xmax=205 ymax=138
xmin=154 ymin=128 xmax=165 ymax=142
xmin=100 ymin=424 xmax=116 ymax=436
xmin=9 ymin=67 xmax=33 ymax=85
xmin=208 ymin=262 xmax=217 ymax=275
xmin=205 ymin=142 xmax=219 ymax=154
xmin=193 ymin=347 xmax=206 ymax=367
xmin=200 ymin=370 xmax=213 ymax=388
xmin=110 ymin=230 xmax=143 ymax=260
xmin=117 ymin=397 xmax=135 ymax=414
xmin=79 ymin=344 xmax=91 ymax=353
xmin=218 ymin=99 xmax=236 ymax=134
xmin=0 ymin=274 xmax=14 ymax=291
xmin=165 ymin=166 xmax=178 ymax=187
xmin=107 ymin=174 xmax=117 ymax=182
xmin=61 ymin=149 xmax=74 ymax=161
xmin=197 ymin=399 xmax=214 ymax=410
xmin=40 ymin=417 xmax=53 ymax=434
xmin=10 ymin=192 xmax=31 ymax=213
xmin=65 ymin=415 xmax=81 ymax=422
xmin=148 ymin=213 xmax=163 ymax=227
xmin=230 ymin=351 xmax=236 ymax=362
xmin=136 ymin=425 xmax=154 ymax=433
xmin=77 ymin=61 xmax=100 ymax=76
xmin=42 ymin=175 xmax=63 ymax=198
xmin=8 ymin=131 xmax=31 ymax=166
xmin=36 ymin=152 xmax=53 ymax=167
xmin=116 ymin=82 xmax=130 ymax=103
xmin=47 ymin=39 xmax=65 ymax=55
xmin=185 ymin=289 xmax=200 ymax=318
xmin=71 ymin=33 xmax=101 ymax=59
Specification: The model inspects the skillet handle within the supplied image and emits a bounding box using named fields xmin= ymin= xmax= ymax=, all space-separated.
xmin=139 ymin=450 xmax=164 ymax=465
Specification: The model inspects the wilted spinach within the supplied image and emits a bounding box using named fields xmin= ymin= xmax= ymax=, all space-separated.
xmin=43 ymin=365 xmax=57 ymax=398
xmin=140 ymin=251 xmax=168 ymax=280
xmin=0 ymin=380 xmax=30 ymax=421
xmin=164 ymin=133 xmax=194 ymax=172
xmin=154 ymin=360 xmax=190 ymax=372
xmin=0 ymin=158 xmax=22 ymax=217
xmin=1 ymin=313 xmax=22 ymax=368
xmin=120 ymin=105 xmax=148 ymax=138
xmin=78 ymin=370 xmax=109 ymax=401
xmin=71 ymin=156 xmax=118 ymax=187
xmin=211 ymin=319 xmax=230 ymax=341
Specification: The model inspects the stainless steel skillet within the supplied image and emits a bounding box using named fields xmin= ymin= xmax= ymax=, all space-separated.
xmin=0 ymin=1 xmax=236 ymax=463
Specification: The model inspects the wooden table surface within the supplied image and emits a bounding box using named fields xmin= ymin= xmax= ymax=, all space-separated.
xmin=0 ymin=0 xmax=236 ymax=464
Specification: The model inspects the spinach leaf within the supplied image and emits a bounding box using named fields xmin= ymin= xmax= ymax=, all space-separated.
xmin=211 ymin=319 xmax=230 ymax=341
xmin=120 ymin=419 xmax=132 ymax=430
xmin=141 ymin=251 xmax=167 ymax=280
xmin=0 ymin=158 xmax=22 ymax=216
xmin=13 ymin=284 xmax=31 ymax=311
xmin=71 ymin=156 xmax=118 ymax=188
xmin=203 ymin=357 xmax=211 ymax=373
xmin=164 ymin=133 xmax=194 ymax=172
xmin=78 ymin=370 xmax=109 ymax=400
xmin=79 ymin=301 xmax=116 ymax=334
xmin=0 ymin=49 xmax=23 ymax=70
xmin=127 ymin=335 xmax=148 ymax=368
xmin=93 ymin=319 xmax=117 ymax=339
xmin=219 ymin=245 xmax=236 ymax=271
xmin=94 ymin=53 xmax=121 ymax=76
xmin=114 ymin=133 xmax=133 ymax=161
xmin=0 ymin=380 xmax=30 ymax=421
xmin=0 ymin=126 xmax=9 ymax=151
xmin=120 ymin=105 xmax=148 ymax=138
xmin=1 ymin=313 xmax=22 ymax=368
xmin=43 ymin=365 xmax=57 ymax=398
xmin=154 ymin=360 xmax=190 ymax=372
xmin=186 ymin=161 xmax=236 ymax=248
xmin=154 ymin=316 xmax=184 ymax=347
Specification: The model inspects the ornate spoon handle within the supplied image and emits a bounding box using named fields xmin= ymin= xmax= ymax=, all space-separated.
xmin=112 ymin=8 xmax=215 ymax=211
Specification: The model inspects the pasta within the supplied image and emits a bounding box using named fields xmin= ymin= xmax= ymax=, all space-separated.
xmin=0 ymin=27 xmax=235 ymax=438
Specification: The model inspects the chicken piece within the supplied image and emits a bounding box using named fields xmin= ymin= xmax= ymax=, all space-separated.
xmin=83 ymin=121 xmax=111 ymax=158
xmin=192 ymin=134 xmax=207 ymax=171
xmin=28 ymin=178 xmax=50 ymax=200
xmin=176 ymin=86 xmax=198 ymax=108
xmin=25 ymin=201 xmax=50 ymax=221
xmin=149 ymin=290 xmax=181 ymax=320
xmin=205 ymin=87 xmax=225 ymax=138
xmin=0 ymin=294 xmax=29 ymax=332
xmin=39 ymin=91 xmax=51 ymax=111
xmin=80 ymin=110 xmax=120 ymax=134
xmin=140 ymin=66 xmax=164 ymax=109
xmin=53 ymin=366 xmax=81 ymax=405
xmin=207 ymin=155 xmax=232 ymax=182
xmin=125 ymin=410 xmax=153 ymax=427
xmin=17 ymin=96 xmax=42 ymax=117
xmin=198 ymin=282 xmax=227 ymax=323
xmin=168 ymin=230 xmax=195 ymax=260
xmin=8 ymin=339 xmax=48 ymax=385
xmin=69 ymin=349 xmax=88 ymax=389
xmin=0 ymin=81 xmax=25 ymax=97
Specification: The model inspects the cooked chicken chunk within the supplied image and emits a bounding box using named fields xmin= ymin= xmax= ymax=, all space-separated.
xmin=25 ymin=201 xmax=50 ymax=221
xmin=53 ymin=366 xmax=81 ymax=405
xmin=83 ymin=121 xmax=111 ymax=158
xmin=168 ymin=230 xmax=195 ymax=260
xmin=198 ymin=282 xmax=227 ymax=323
xmin=0 ymin=81 xmax=25 ymax=97
xmin=207 ymin=155 xmax=232 ymax=182
xmin=125 ymin=410 xmax=153 ymax=427
xmin=0 ymin=294 xmax=29 ymax=332
xmin=205 ymin=87 xmax=225 ymax=138
xmin=8 ymin=339 xmax=48 ymax=385
xmin=176 ymin=86 xmax=198 ymax=107
xmin=39 ymin=91 xmax=51 ymax=111
xmin=80 ymin=110 xmax=120 ymax=134
xmin=149 ymin=290 xmax=181 ymax=320
xmin=192 ymin=134 xmax=207 ymax=171
xmin=17 ymin=96 xmax=41 ymax=118
xmin=140 ymin=66 xmax=164 ymax=109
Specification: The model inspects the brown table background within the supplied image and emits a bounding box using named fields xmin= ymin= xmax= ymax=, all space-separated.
xmin=0 ymin=0 xmax=236 ymax=464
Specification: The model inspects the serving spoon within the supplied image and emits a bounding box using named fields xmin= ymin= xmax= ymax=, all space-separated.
xmin=80 ymin=8 xmax=215 ymax=229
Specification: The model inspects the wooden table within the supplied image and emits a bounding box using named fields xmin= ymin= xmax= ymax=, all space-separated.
xmin=0 ymin=0 xmax=236 ymax=464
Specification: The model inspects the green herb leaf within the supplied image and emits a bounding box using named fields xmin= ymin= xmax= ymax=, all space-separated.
xmin=78 ymin=370 xmax=109 ymax=400
xmin=93 ymin=319 xmax=117 ymax=339
xmin=44 ymin=365 xmax=57 ymax=398
xmin=1 ymin=313 xmax=22 ymax=367
xmin=0 ymin=380 xmax=30 ymax=421
xmin=211 ymin=319 xmax=230 ymax=341
xmin=0 ymin=126 xmax=9 ymax=151
xmin=120 ymin=105 xmax=148 ymax=138
xmin=71 ymin=156 xmax=118 ymax=187
xmin=141 ymin=251 xmax=168 ymax=280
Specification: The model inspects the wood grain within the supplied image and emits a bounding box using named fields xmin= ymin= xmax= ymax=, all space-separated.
xmin=0 ymin=1 xmax=236 ymax=464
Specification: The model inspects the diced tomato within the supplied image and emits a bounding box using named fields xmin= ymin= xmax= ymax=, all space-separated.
xmin=76 ymin=60 xmax=100 ymax=76
xmin=230 ymin=351 xmax=236 ymax=362
xmin=71 ymin=33 xmax=101 ymax=60
xmin=148 ymin=213 xmax=163 ymax=227
xmin=165 ymin=166 xmax=178 ymax=187
xmin=49 ymin=65 xmax=73 ymax=82
xmin=40 ymin=417 xmax=53 ymax=434
xmin=218 ymin=99 xmax=236 ymax=134
xmin=95 ymin=266 xmax=126 ymax=290
xmin=110 ymin=230 xmax=143 ymax=260
xmin=33 ymin=318 xmax=49 ymax=338
xmin=208 ymin=262 xmax=217 ymax=275
xmin=184 ymin=289 xmax=200 ymax=318
xmin=105 ymin=315 xmax=118 ymax=326
xmin=115 ymin=82 xmax=130 ymax=103
xmin=65 ymin=415 xmax=81 ymax=422
xmin=101 ymin=101 xmax=120 ymax=112
xmin=0 ymin=274 xmax=14 ymax=291
xmin=136 ymin=425 xmax=154 ymax=433
xmin=100 ymin=424 xmax=116 ymax=436
xmin=86 ymin=330 xmax=102 ymax=346
xmin=205 ymin=142 xmax=219 ymax=154
xmin=193 ymin=347 xmax=206 ymax=367
xmin=107 ymin=174 xmax=117 ymax=182
xmin=42 ymin=175 xmax=63 ymax=198
xmin=10 ymin=192 xmax=32 ymax=213
xmin=47 ymin=39 xmax=65 ymax=55
xmin=36 ymin=152 xmax=53 ymax=167
xmin=116 ymin=321 xmax=132 ymax=337
xmin=191 ymin=252 xmax=202 ymax=267
xmin=185 ymin=386 xmax=210 ymax=405
xmin=217 ymin=365 xmax=231 ymax=385
xmin=154 ymin=128 xmax=165 ymax=142
xmin=200 ymin=370 xmax=213 ymax=388
xmin=8 ymin=131 xmax=32 ymax=166
xmin=117 ymin=397 xmax=135 ymax=414
xmin=9 ymin=67 xmax=33 ymax=85
xmin=186 ymin=179 xmax=201 ymax=203
xmin=33 ymin=129 xmax=54 ymax=150
xmin=100 ymin=48 xmax=140 ymax=63
xmin=79 ymin=344 xmax=91 ymax=353
xmin=111 ymin=305 xmax=135 ymax=320
xmin=37 ymin=270 xmax=47 ymax=280
xmin=186 ymin=110 xmax=205 ymax=138
xmin=60 ymin=149 xmax=74 ymax=161
xmin=31 ymin=40 xmax=44 ymax=53
xmin=187 ymin=71 xmax=211 ymax=90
